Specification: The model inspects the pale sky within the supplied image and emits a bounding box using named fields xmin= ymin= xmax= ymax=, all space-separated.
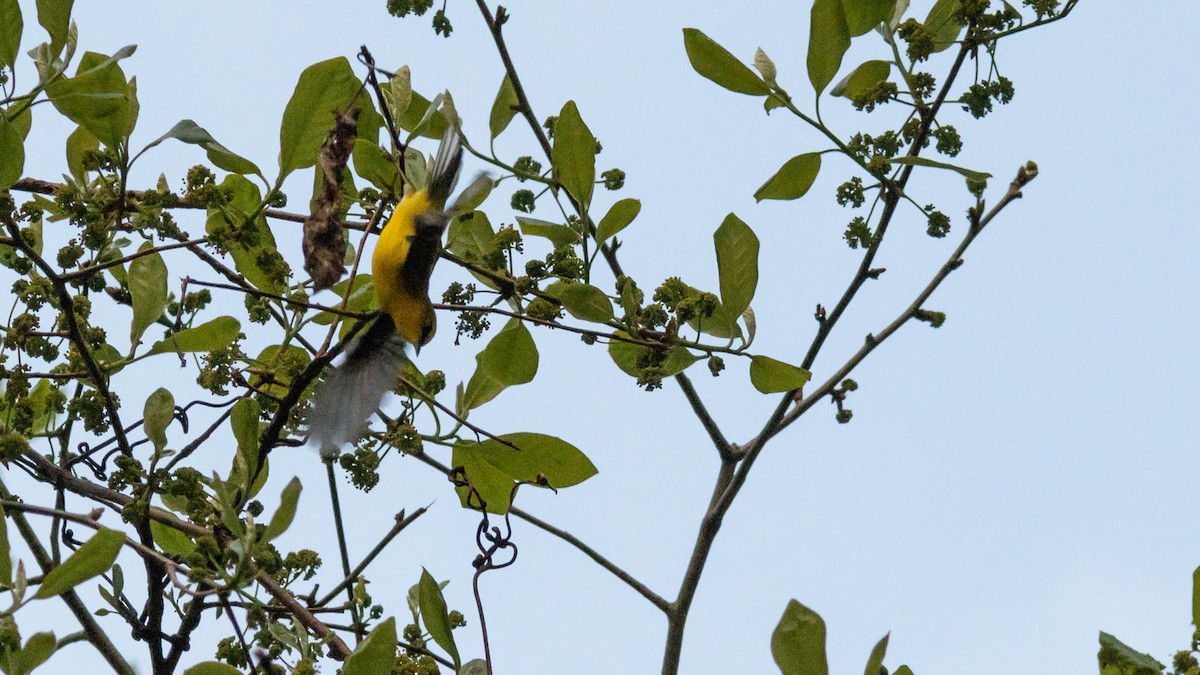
xmin=5 ymin=1 xmax=1198 ymax=673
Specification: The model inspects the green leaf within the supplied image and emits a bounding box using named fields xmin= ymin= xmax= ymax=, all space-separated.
xmin=713 ymin=213 xmax=758 ymax=318
xmin=459 ymin=660 xmax=489 ymax=675
xmin=343 ymin=617 xmax=397 ymax=675
xmin=205 ymin=174 xmax=286 ymax=293
xmin=1097 ymin=631 xmax=1165 ymax=674
xmin=595 ymin=198 xmax=641 ymax=244
xmin=808 ymin=0 xmax=851 ymax=95
xmin=750 ymin=355 xmax=811 ymax=394
xmin=863 ymin=633 xmax=889 ymax=675
xmin=143 ymin=120 xmax=261 ymax=176
xmin=383 ymin=66 xmax=412 ymax=123
xmin=262 ymin=477 xmax=301 ymax=542
xmin=462 ymin=319 xmax=538 ymax=410
xmin=228 ymin=397 xmax=265 ymax=497
xmin=489 ymin=75 xmax=519 ymax=139
xmin=924 ymin=0 xmax=964 ymax=52
xmin=547 ymin=281 xmax=614 ymax=323
xmin=516 ymin=216 xmax=578 ymax=248
xmin=0 ymin=502 xmax=11 ymax=586
xmin=141 ymin=387 xmax=174 ymax=452
xmin=149 ymin=521 xmax=194 ymax=557
xmin=127 ymin=241 xmax=168 ymax=345
xmin=889 ymin=156 xmax=991 ymax=183
xmin=419 ymin=570 xmax=460 ymax=668
xmin=453 ymin=433 xmax=597 ymax=514
xmin=183 ymin=663 xmax=242 ymax=675
xmin=893 ymin=667 xmax=914 ymax=675
xmin=147 ymin=316 xmax=240 ymax=355
xmin=755 ymin=153 xmax=822 ymax=202
xmin=1193 ymin=565 xmax=1200 ymax=630
xmin=65 ymin=125 xmax=99 ymax=182
xmin=35 ymin=0 xmax=71 ymax=55
xmin=46 ymin=49 xmax=138 ymax=149
xmin=35 ymin=528 xmax=124 ymax=598
xmin=447 ymin=211 xmax=496 ymax=261
xmin=831 ymin=60 xmax=892 ymax=99
xmin=844 ymin=0 xmax=896 ymax=36
xmin=352 ymin=104 xmax=400 ymax=192
xmin=772 ymin=599 xmax=829 ymax=675
xmin=0 ymin=115 xmax=23 ymax=189
xmin=0 ymin=0 xmax=20 ymax=72
xmin=312 ymin=275 xmax=377 ymax=325
xmin=14 ymin=631 xmax=56 ymax=674
xmin=608 ymin=334 xmax=699 ymax=379
xmin=278 ymin=57 xmax=361 ymax=179
xmin=552 ymin=101 xmax=596 ymax=210
xmin=397 ymin=90 xmax=448 ymax=141
xmin=682 ymin=28 xmax=770 ymax=96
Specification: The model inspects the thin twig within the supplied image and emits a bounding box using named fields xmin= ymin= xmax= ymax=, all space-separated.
xmin=314 ymin=507 xmax=428 ymax=607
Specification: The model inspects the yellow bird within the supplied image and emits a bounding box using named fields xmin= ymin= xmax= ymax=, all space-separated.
xmin=310 ymin=125 xmax=470 ymax=456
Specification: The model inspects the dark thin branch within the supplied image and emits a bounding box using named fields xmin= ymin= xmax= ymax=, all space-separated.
xmin=323 ymin=459 xmax=361 ymax=639
xmin=314 ymin=507 xmax=428 ymax=607
xmin=509 ymin=506 xmax=671 ymax=613
xmin=674 ymin=374 xmax=733 ymax=462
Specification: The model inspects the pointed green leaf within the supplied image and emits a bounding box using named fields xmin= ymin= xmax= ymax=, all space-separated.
xmin=755 ymin=153 xmax=822 ymax=202
xmin=750 ymin=355 xmax=811 ymax=394
xmin=713 ymin=213 xmax=758 ymax=318
xmin=489 ymin=75 xmax=519 ymax=139
xmin=35 ymin=528 xmax=124 ymax=598
xmin=0 ymin=0 xmax=21 ymax=69
xmin=35 ymin=0 xmax=71 ymax=54
xmin=128 ymin=241 xmax=168 ymax=345
xmin=183 ymin=663 xmax=242 ymax=675
xmin=278 ymin=57 xmax=361 ymax=179
xmin=889 ymin=156 xmax=990 ymax=183
xmin=46 ymin=49 xmax=137 ymax=148
xmin=1097 ymin=632 xmax=1165 ymax=674
xmin=925 ymin=0 xmax=964 ymax=52
xmin=142 ymin=387 xmax=173 ymax=452
xmin=754 ymin=47 xmax=777 ymax=83
xmin=808 ymin=0 xmax=851 ymax=95
xmin=228 ymin=397 xmax=264 ymax=496
xmin=0 ymin=116 xmax=23 ymax=189
xmin=772 ymin=599 xmax=829 ymax=675
xmin=864 ymin=633 xmax=889 ymax=675
xmin=382 ymin=66 xmax=412 ymax=124
xmin=142 ymin=120 xmax=261 ymax=176
xmin=595 ymin=198 xmax=641 ymax=244
xmin=65 ymin=125 xmax=98 ymax=182
xmin=147 ymin=316 xmax=240 ymax=355
xmin=682 ymin=28 xmax=770 ymax=96
xmin=547 ymin=281 xmax=613 ymax=323
xmin=453 ymin=433 xmax=597 ymax=514
xmin=262 ymin=477 xmax=301 ymax=542
xmin=0 ymin=503 xmax=11 ymax=586
xmin=149 ymin=521 xmax=194 ymax=557
xmin=831 ymin=60 xmax=892 ymax=99
xmin=844 ymin=0 xmax=896 ymax=36
xmin=15 ymin=631 xmax=56 ymax=674
xmin=343 ymin=617 xmax=397 ymax=675
xmin=516 ymin=216 xmax=579 ymax=248
xmin=893 ymin=667 xmax=914 ymax=675
xmin=462 ymin=319 xmax=538 ymax=410
xmin=419 ymin=569 xmax=460 ymax=668
xmin=552 ymin=101 xmax=596 ymax=209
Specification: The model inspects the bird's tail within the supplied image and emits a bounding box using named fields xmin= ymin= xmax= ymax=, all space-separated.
xmin=309 ymin=314 xmax=405 ymax=458
xmin=426 ymin=124 xmax=463 ymax=205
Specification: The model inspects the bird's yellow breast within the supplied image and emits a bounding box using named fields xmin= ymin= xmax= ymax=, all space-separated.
xmin=373 ymin=190 xmax=435 ymax=346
